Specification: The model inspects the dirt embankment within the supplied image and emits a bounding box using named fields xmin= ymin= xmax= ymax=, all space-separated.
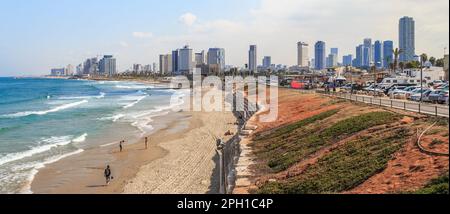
xmin=238 ymin=88 xmax=449 ymax=194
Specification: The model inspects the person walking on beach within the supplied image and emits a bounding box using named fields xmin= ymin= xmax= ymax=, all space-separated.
xmin=104 ymin=165 xmax=112 ymax=185
xmin=119 ymin=140 xmax=124 ymax=152
xmin=145 ymin=137 xmax=148 ymax=150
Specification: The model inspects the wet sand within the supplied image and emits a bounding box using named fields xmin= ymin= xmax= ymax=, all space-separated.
xmin=31 ymin=89 xmax=238 ymax=194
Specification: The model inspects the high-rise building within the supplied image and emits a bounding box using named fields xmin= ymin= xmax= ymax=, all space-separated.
xmin=207 ymin=48 xmax=225 ymax=71
xmin=178 ymin=45 xmax=193 ymax=75
xmin=355 ymin=45 xmax=364 ymax=67
xmin=343 ymin=55 xmax=353 ymax=66
xmin=159 ymin=55 xmax=167 ymax=74
xmin=326 ymin=54 xmax=337 ymax=68
xmin=262 ymin=56 xmax=272 ymax=68
xmin=363 ymin=38 xmax=373 ymax=67
xmin=83 ymin=57 xmax=98 ymax=75
xmin=65 ymin=64 xmax=74 ymax=76
xmin=167 ymin=54 xmax=173 ymax=74
xmin=99 ymin=55 xmax=116 ymax=76
xmin=172 ymin=50 xmax=179 ymax=74
xmin=133 ymin=64 xmax=143 ymax=74
xmin=297 ymin=42 xmax=309 ymax=67
xmin=76 ymin=64 xmax=83 ymax=76
xmin=399 ymin=16 xmax=415 ymax=62
xmin=159 ymin=54 xmax=172 ymax=75
xmin=314 ymin=41 xmax=326 ymax=70
xmin=331 ymin=48 xmax=339 ymax=63
xmin=195 ymin=50 xmax=206 ymax=65
xmin=383 ymin=41 xmax=394 ymax=69
xmin=152 ymin=63 xmax=157 ymax=73
xmin=374 ymin=41 xmax=383 ymax=68
xmin=50 ymin=68 xmax=65 ymax=76
xmin=249 ymin=45 xmax=257 ymax=73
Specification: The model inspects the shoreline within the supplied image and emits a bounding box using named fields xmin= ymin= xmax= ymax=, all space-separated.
xmin=30 ymin=87 xmax=239 ymax=194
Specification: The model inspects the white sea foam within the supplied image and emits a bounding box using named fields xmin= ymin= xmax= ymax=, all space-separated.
xmin=123 ymin=96 xmax=147 ymax=109
xmin=98 ymin=113 xmax=125 ymax=122
xmin=0 ymin=136 xmax=73 ymax=166
xmin=20 ymin=148 xmax=84 ymax=194
xmin=100 ymin=142 xmax=119 ymax=148
xmin=1 ymin=100 xmax=88 ymax=118
xmin=115 ymin=85 xmax=149 ymax=89
xmin=58 ymin=92 xmax=105 ymax=100
xmin=72 ymin=133 xmax=88 ymax=143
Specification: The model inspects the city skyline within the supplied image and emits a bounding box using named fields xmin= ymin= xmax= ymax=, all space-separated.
xmin=0 ymin=0 xmax=449 ymax=76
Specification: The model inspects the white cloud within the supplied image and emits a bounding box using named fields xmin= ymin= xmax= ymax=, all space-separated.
xmin=179 ymin=13 xmax=197 ymax=26
xmin=163 ymin=0 xmax=449 ymax=67
xmin=132 ymin=32 xmax=153 ymax=38
xmin=107 ymin=0 xmax=450 ymax=72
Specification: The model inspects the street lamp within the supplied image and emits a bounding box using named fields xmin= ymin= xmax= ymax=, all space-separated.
xmin=416 ymin=54 xmax=426 ymax=103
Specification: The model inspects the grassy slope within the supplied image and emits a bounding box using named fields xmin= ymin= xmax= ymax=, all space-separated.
xmin=256 ymin=111 xmax=400 ymax=172
xmin=414 ymin=173 xmax=449 ymax=194
xmin=257 ymin=127 xmax=410 ymax=194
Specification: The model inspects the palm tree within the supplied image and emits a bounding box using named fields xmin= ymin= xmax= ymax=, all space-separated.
xmin=392 ymin=48 xmax=403 ymax=73
xmin=420 ymin=53 xmax=428 ymax=67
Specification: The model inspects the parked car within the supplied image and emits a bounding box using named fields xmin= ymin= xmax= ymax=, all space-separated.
xmin=410 ymin=89 xmax=433 ymax=102
xmin=438 ymin=91 xmax=449 ymax=105
xmin=437 ymin=84 xmax=449 ymax=91
xmin=428 ymin=90 xmax=445 ymax=103
xmin=386 ymin=86 xmax=407 ymax=96
xmin=406 ymin=88 xmax=429 ymax=99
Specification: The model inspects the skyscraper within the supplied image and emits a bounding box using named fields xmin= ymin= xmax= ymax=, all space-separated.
xmin=83 ymin=57 xmax=98 ymax=75
xmin=374 ymin=41 xmax=383 ymax=68
xmin=355 ymin=45 xmax=364 ymax=67
xmin=343 ymin=55 xmax=353 ymax=66
xmin=76 ymin=64 xmax=83 ymax=76
xmin=383 ymin=41 xmax=394 ymax=69
xmin=99 ymin=55 xmax=116 ymax=76
xmin=297 ymin=42 xmax=309 ymax=67
xmin=207 ymin=48 xmax=225 ymax=71
xmin=399 ymin=16 xmax=415 ymax=62
xmin=178 ymin=45 xmax=193 ymax=75
xmin=65 ymin=64 xmax=74 ymax=76
xmin=363 ymin=38 xmax=373 ymax=67
xmin=195 ymin=50 xmax=206 ymax=65
xmin=249 ymin=45 xmax=257 ymax=73
xmin=326 ymin=54 xmax=337 ymax=68
xmin=262 ymin=56 xmax=272 ymax=68
xmin=331 ymin=48 xmax=339 ymax=64
xmin=159 ymin=55 xmax=167 ymax=74
xmin=314 ymin=41 xmax=326 ymax=70
xmin=172 ymin=50 xmax=179 ymax=75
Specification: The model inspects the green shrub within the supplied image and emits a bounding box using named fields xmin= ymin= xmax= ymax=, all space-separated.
xmin=415 ymin=173 xmax=449 ymax=194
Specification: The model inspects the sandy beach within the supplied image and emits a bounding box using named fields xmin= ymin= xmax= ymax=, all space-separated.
xmin=31 ymin=88 xmax=239 ymax=194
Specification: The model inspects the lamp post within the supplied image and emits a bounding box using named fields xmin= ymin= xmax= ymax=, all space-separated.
xmin=417 ymin=54 xmax=427 ymax=103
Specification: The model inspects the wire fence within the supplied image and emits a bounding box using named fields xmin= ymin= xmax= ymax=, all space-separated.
xmin=216 ymin=92 xmax=258 ymax=194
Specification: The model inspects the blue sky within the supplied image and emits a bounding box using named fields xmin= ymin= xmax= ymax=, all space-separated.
xmin=0 ymin=0 xmax=449 ymax=76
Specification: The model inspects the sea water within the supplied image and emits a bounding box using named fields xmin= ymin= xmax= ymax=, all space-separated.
xmin=0 ymin=77 xmax=183 ymax=193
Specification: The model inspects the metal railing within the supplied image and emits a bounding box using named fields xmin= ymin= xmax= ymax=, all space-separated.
xmin=318 ymin=91 xmax=449 ymax=118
